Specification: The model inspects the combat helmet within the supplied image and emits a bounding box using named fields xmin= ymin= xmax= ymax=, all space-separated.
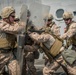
xmin=47 ymin=14 xmax=53 ymax=20
xmin=43 ymin=13 xmax=53 ymax=21
xmin=1 ymin=6 xmax=15 ymax=18
xmin=63 ymin=12 xmax=73 ymax=19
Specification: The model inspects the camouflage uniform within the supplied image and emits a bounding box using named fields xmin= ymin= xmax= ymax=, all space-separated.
xmin=29 ymin=27 xmax=64 ymax=75
xmin=40 ymin=14 xmax=63 ymax=75
xmin=60 ymin=11 xmax=76 ymax=75
xmin=0 ymin=6 xmax=25 ymax=75
xmin=45 ymin=14 xmax=60 ymax=37
xmin=25 ymin=45 xmax=38 ymax=75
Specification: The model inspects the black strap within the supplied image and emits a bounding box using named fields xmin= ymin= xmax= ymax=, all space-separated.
xmin=0 ymin=48 xmax=11 ymax=53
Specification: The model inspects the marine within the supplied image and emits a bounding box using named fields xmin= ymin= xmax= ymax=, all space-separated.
xmin=41 ymin=13 xmax=64 ymax=75
xmin=29 ymin=16 xmax=64 ymax=75
xmin=60 ymin=11 xmax=76 ymax=75
xmin=0 ymin=6 xmax=25 ymax=75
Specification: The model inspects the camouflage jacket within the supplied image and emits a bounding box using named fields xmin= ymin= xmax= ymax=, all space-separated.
xmin=60 ymin=21 xmax=76 ymax=46
xmin=0 ymin=20 xmax=25 ymax=48
xmin=42 ymin=22 xmax=60 ymax=37
xmin=29 ymin=32 xmax=55 ymax=49
xmin=0 ymin=20 xmax=25 ymax=34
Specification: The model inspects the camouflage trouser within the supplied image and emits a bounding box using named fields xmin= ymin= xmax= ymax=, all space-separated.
xmin=66 ymin=61 xmax=76 ymax=75
xmin=64 ymin=46 xmax=76 ymax=75
xmin=43 ymin=55 xmax=64 ymax=75
xmin=26 ymin=53 xmax=37 ymax=75
xmin=0 ymin=51 xmax=20 ymax=75
xmin=26 ymin=60 xmax=37 ymax=75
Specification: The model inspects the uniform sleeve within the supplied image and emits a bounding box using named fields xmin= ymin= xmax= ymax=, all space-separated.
xmin=51 ymin=24 xmax=61 ymax=37
xmin=0 ymin=21 xmax=25 ymax=34
xmin=60 ymin=23 xmax=76 ymax=39
xmin=29 ymin=32 xmax=50 ymax=43
xmin=24 ymin=45 xmax=38 ymax=52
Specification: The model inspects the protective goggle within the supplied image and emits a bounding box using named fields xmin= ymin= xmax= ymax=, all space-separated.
xmin=63 ymin=18 xmax=70 ymax=21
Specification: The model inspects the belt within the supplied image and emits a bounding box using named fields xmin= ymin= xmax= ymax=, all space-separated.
xmin=0 ymin=48 xmax=11 ymax=53
xmin=72 ymin=44 xmax=76 ymax=47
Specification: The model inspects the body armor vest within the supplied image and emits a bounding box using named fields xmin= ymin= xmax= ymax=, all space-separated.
xmin=62 ymin=22 xmax=76 ymax=65
xmin=41 ymin=22 xmax=63 ymax=57
xmin=0 ymin=21 xmax=16 ymax=49
xmin=66 ymin=21 xmax=76 ymax=47
xmin=0 ymin=32 xmax=16 ymax=49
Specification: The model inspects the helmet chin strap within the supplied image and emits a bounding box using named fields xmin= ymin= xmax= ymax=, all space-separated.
xmin=7 ymin=17 xmax=11 ymax=24
xmin=6 ymin=18 xmax=12 ymax=24
xmin=8 ymin=16 xmax=14 ymax=24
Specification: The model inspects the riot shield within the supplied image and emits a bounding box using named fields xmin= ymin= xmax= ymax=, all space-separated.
xmin=20 ymin=4 xmax=28 ymax=24
xmin=21 ymin=0 xmax=42 ymax=7
xmin=29 ymin=2 xmax=50 ymax=28
xmin=17 ymin=4 xmax=27 ymax=75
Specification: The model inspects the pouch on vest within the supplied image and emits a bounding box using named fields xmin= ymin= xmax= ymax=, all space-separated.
xmin=41 ymin=38 xmax=62 ymax=58
xmin=62 ymin=49 xmax=76 ymax=65
xmin=49 ymin=38 xmax=62 ymax=57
